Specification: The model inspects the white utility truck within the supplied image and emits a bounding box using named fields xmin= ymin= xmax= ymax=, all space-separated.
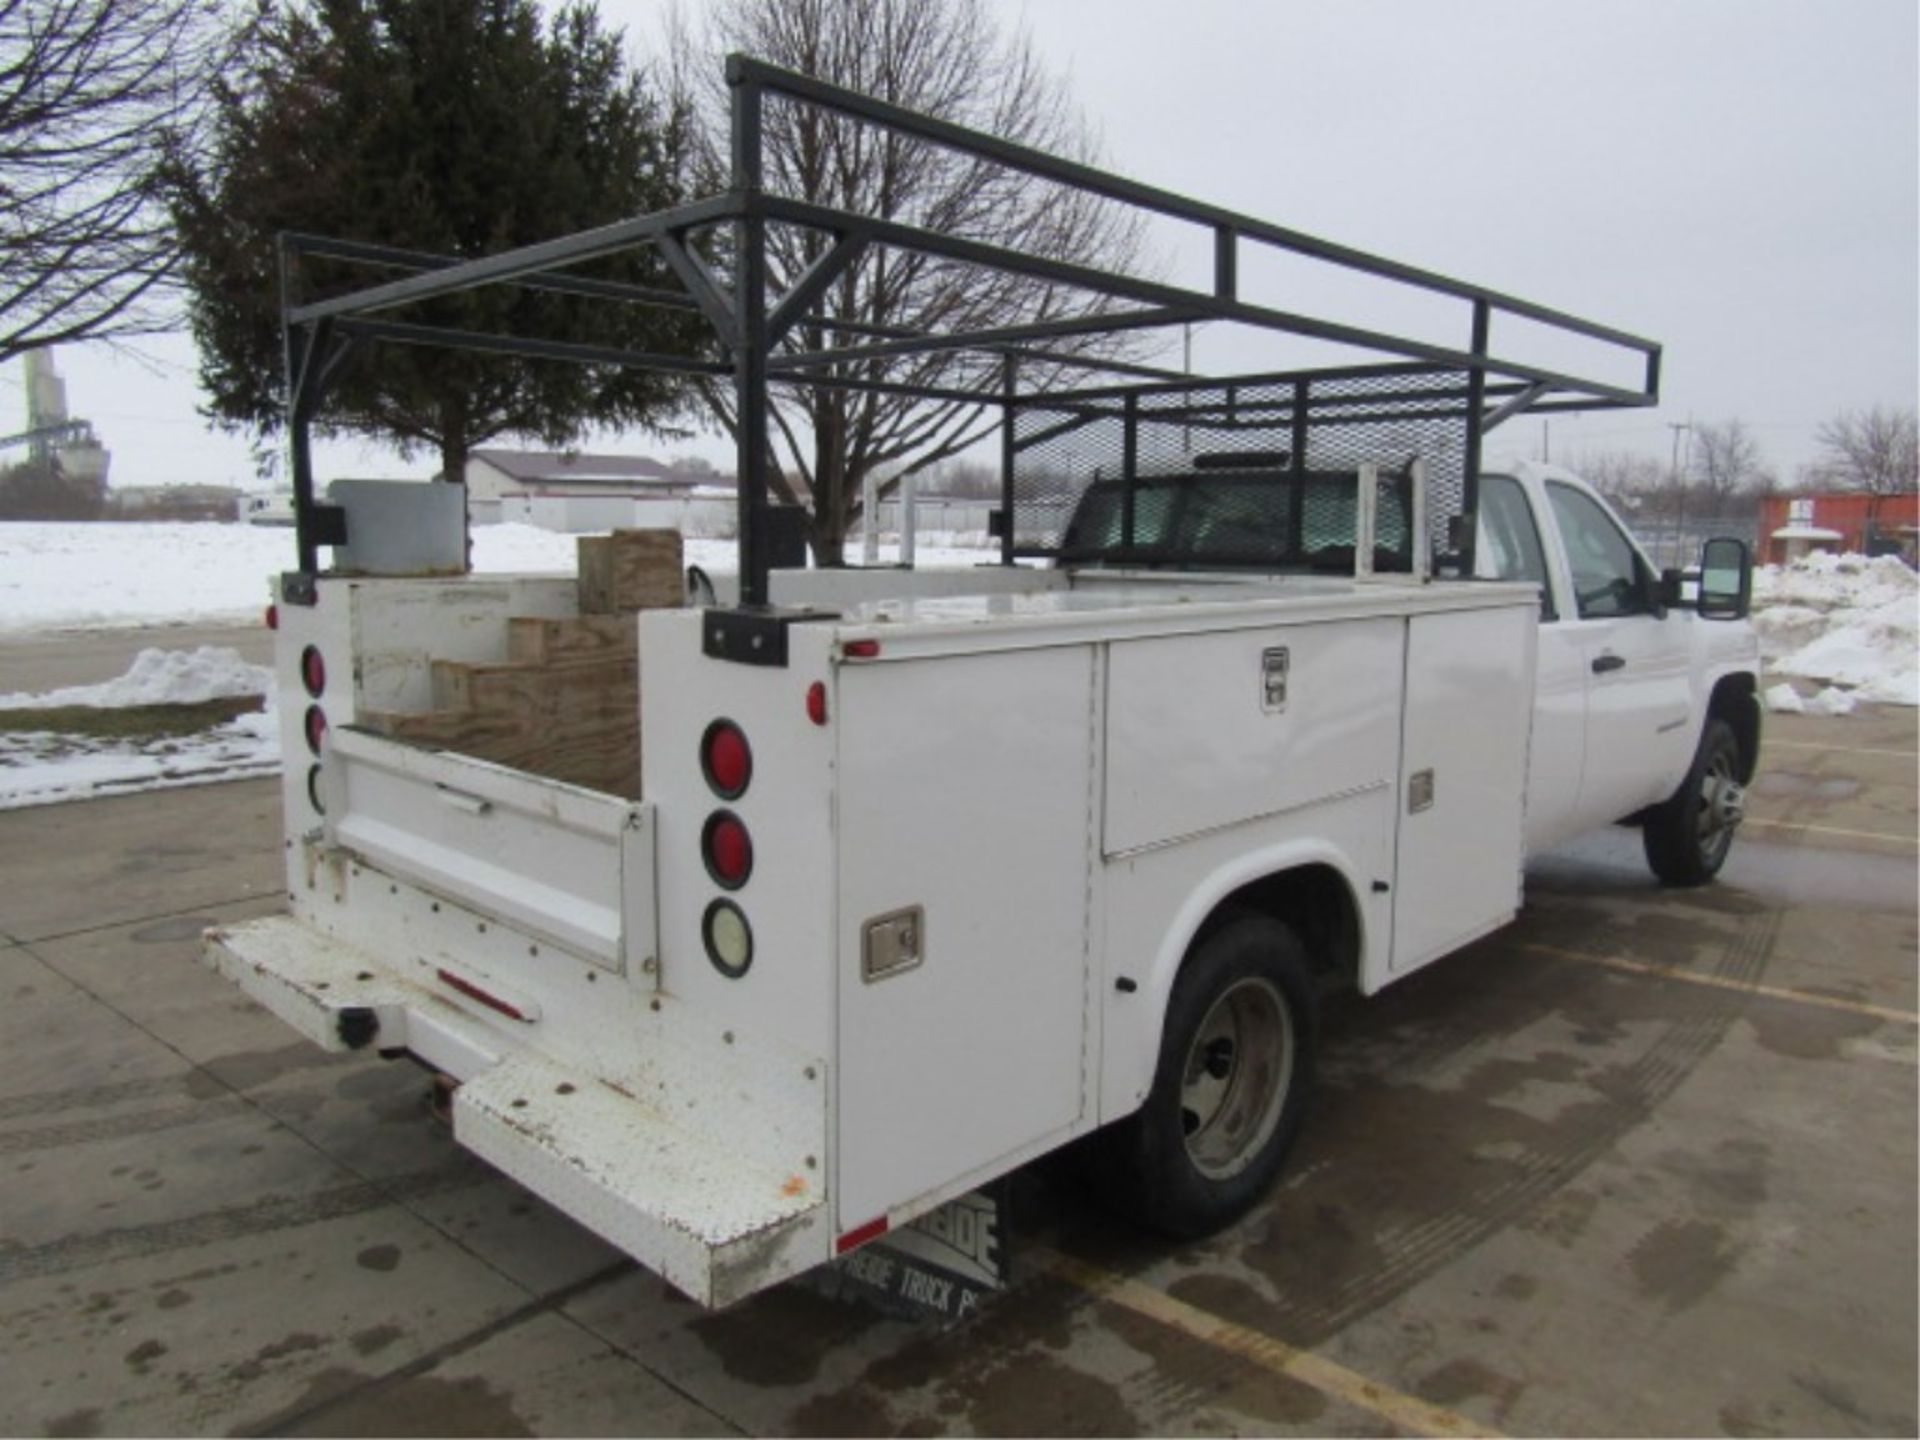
xmin=203 ymin=59 xmax=1761 ymax=1309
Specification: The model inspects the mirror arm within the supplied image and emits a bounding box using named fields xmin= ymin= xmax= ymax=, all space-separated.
xmin=1658 ymin=566 xmax=1686 ymax=611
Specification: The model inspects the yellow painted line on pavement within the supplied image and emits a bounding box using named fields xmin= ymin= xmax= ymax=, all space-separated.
xmin=1525 ymin=943 xmax=1919 ymax=1028
xmin=1040 ymin=1247 xmax=1502 ymax=1438
xmin=1767 ymin=740 xmax=1916 ymax=760
xmin=1743 ymin=816 xmax=1917 ymax=846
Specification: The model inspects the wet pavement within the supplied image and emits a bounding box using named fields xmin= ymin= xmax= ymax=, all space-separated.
xmin=1 ymin=708 xmax=1913 ymax=1436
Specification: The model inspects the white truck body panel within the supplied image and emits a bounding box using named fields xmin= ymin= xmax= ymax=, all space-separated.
xmin=1390 ymin=605 xmax=1535 ymax=974
xmin=835 ymin=646 xmax=1098 ymax=1227
xmin=1104 ymin=617 xmax=1404 ymax=858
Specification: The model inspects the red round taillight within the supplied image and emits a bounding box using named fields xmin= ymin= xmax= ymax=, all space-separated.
xmin=806 ymin=682 xmax=828 ymax=726
xmin=304 ymin=705 xmax=329 ymax=756
xmin=300 ymin=644 xmax=326 ymax=698
xmin=265 ymin=604 xmax=279 ymax=631
xmin=701 ymin=719 xmax=752 ymax=799
xmin=701 ymin=810 xmax=753 ymax=889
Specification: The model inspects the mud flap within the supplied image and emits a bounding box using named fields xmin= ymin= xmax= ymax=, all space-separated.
xmin=820 ymin=1183 xmax=1010 ymax=1323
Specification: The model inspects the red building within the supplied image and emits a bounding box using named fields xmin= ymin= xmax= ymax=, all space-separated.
xmin=1758 ymin=492 xmax=1919 ymax=564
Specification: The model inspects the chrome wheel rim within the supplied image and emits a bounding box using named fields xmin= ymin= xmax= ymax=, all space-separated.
xmin=1180 ymin=977 xmax=1293 ymax=1179
xmin=1696 ymin=749 xmax=1744 ymax=867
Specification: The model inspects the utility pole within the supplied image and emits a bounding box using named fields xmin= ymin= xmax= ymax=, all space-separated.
xmin=1667 ymin=419 xmax=1691 ymax=481
xmin=1667 ymin=418 xmax=1692 ymax=567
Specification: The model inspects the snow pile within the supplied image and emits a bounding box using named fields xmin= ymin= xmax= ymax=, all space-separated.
xmin=0 ymin=646 xmax=271 ymax=710
xmin=1807 ymin=686 xmax=1859 ymax=717
xmin=1753 ymin=552 xmax=1918 ymax=707
xmin=0 ymin=646 xmax=281 ymax=811
xmin=1765 ymin=682 xmax=1861 ymax=717
xmin=1763 ymin=682 xmax=1804 ymax=715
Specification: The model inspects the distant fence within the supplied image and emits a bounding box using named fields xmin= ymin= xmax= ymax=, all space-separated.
xmin=853 ymin=497 xmax=996 ymax=536
xmin=1630 ymin=516 xmax=1760 ymax=570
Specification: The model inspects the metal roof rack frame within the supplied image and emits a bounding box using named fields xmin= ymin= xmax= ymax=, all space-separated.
xmin=276 ymin=53 xmax=1661 ymax=602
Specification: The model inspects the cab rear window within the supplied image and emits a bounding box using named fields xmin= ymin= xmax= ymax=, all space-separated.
xmin=1059 ymin=469 xmax=1413 ymax=573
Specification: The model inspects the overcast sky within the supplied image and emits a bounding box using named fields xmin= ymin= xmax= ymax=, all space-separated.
xmin=9 ymin=0 xmax=1914 ymax=491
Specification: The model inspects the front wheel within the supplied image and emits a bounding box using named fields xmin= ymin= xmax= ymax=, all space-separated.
xmin=1095 ymin=913 xmax=1316 ymax=1239
xmin=1643 ymin=717 xmax=1745 ymax=886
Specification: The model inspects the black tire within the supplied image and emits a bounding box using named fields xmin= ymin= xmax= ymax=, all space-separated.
xmin=1643 ymin=717 xmax=1745 ymax=887
xmin=1094 ymin=913 xmax=1316 ymax=1239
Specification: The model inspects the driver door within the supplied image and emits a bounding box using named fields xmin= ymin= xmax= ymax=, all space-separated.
xmin=1543 ymin=482 xmax=1693 ymax=832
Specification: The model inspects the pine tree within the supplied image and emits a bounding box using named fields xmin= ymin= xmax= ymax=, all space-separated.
xmin=167 ymin=0 xmax=705 ymax=479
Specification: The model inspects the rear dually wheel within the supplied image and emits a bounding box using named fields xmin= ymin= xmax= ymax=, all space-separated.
xmin=1097 ymin=912 xmax=1316 ymax=1239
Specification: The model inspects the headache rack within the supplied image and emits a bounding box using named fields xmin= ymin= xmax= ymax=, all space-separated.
xmin=273 ymin=53 xmax=1661 ymax=601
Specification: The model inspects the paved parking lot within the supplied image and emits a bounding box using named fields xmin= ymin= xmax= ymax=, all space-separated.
xmin=2 ymin=708 xmax=1914 ymax=1437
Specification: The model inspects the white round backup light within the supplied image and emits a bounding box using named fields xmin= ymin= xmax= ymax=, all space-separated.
xmin=703 ymin=899 xmax=753 ymax=978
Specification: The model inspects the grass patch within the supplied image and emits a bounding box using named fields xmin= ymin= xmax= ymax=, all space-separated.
xmin=0 ymin=694 xmax=265 ymax=741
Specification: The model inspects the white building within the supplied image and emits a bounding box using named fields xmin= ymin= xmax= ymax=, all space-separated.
xmin=463 ymin=449 xmax=737 ymax=534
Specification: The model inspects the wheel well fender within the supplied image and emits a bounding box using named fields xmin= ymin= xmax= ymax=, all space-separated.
xmin=1706 ymin=669 xmax=1760 ymax=782
xmin=1101 ymin=840 xmax=1370 ymax=1124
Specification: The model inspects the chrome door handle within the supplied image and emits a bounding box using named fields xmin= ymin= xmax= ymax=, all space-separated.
xmin=1591 ymin=653 xmax=1626 ymax=674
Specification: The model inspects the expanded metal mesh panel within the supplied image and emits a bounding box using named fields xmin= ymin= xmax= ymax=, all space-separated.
xmin=1010 ymin=366 xmax=1476 ymax=567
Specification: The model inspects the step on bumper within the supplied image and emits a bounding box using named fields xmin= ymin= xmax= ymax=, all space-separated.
xmin=203 ymin=915 xmax=826 ymax=1307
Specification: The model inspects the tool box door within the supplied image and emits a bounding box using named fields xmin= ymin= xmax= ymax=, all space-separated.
xmin=1389 ymin=603 xmax=1536 ymax=976
xmin=834 ymin=646 xmax=1095 ymax=1227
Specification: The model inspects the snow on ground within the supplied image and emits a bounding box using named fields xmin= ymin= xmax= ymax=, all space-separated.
xmin=0 ymin=521 xmax=997 ymax=808
xmin=0 ymin=521 xmax=995 ymax=634
xmin=0 ymin=522 xmax=576 ymax=633
xmin=0 ymin=707 xmax=279 ymax=811
xmin=0 ymin=646 xmax=280 ymax=810
xmin=1753 ymin=552 xmax=1918 ymax=709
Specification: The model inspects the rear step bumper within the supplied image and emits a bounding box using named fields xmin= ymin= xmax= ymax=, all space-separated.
xmin=203 ymin=916 xmax=825 ymax=1307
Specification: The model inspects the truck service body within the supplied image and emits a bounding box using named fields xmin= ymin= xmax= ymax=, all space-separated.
xmin=203 ymin=59 xmax=1760 ymax=1308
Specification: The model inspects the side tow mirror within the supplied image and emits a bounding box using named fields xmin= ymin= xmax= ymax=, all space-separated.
xmin=1697 ymin=537 xmax=1752 ymax=620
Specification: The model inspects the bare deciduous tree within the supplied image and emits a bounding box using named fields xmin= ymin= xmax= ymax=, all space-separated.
xmin=0 ymin=0 xmax=232 ymax=363
xmin=1688 ymin=418 xmax=1771 ymax=516
xmin=671 ymin=0 xmax=1155 ymax=562
xmin=1572 ymin=448 xmax=1664 ymax=509
xmin=917 ymin=456 xmax=999 ymax=499
xmin=1814 ymin=406 xmax=1919 ymax=499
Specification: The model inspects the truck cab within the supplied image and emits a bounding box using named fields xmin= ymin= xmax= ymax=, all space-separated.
xmin=1471 ymin=462 xmax=1760 ymax=868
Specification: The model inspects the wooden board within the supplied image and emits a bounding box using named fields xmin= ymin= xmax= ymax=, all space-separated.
xmin=373 ymin=637 xmax=642 ymax=799
xmin=577 ymin=530 xmax=684 ymax=613
xmin=506 ymin=614 xmax=638 ymax=665
xmin=358 ymin=539 xmax=672 ymax=798
xmin=362 ymin=698 xmax=641 ymax=799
